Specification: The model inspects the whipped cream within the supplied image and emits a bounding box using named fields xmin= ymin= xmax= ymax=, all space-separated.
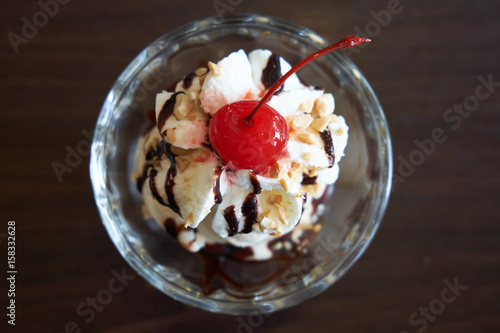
xmin=132 ymin=49 xmax=349 ymax=260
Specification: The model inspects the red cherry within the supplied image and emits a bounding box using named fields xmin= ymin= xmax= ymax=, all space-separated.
xmin=209 ymin=100 xmax=288 ymax=172
xmin=208 ymin=36 xmax=370 ymax=172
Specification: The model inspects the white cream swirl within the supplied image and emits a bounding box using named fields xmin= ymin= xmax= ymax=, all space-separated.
xmin=132 ymin=49 xmax=349 ymax=260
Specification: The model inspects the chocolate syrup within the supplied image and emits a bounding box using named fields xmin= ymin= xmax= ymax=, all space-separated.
xmin=301 ymin=174 xmax=318 ymax=185
xmin=156 ymin=91 xmax=184 ymax=135
xmin=186 ymin=183 xmax=336 ymax=296
xmin=249 ymin=172 xmax=262 ymax=194
xmin=261 ymin=53 xmax=284 ymax=95
xmin=140 ymin=141 xmax=181 ymax=214
xmin=136 ymin=164 xmax=153 ymax=192
xmin=145 ymin=141 xmax=165 ymax=160
xmin=182 ymin=72 xmax=196 ymax=89
xmin=145 ymin=148 xmax=156 ymax=161
xmin=163 ymin=143 xmax=180 ymax=214
xmin=262 ymin=53 xmax=281 ymax=88
xmin=320 ymin=129 xmax=335 ymax=168
xmin=146 ymin=108 xmax=156 ymax=123
xmin=213 ymin=164 xmax=224 ymax=204
xmin=199 ymin=246 xmax=255 ymax=295
xmin=223 ymin=205 xmax=239 ymax=236
xmin=149 ymin=141 xmax=181 ymax=214
xmin=149 ymin=168 xmax=168 ymax=207
xmin=164 ymin=218 xmax=179 ymax=237
xmin=241 ymin=193 xmax=258 ymax=233
xmin=198 ymin=251 xmax=294 ymax=296
xmin=198 ymin=233 xmax=311 ymax=296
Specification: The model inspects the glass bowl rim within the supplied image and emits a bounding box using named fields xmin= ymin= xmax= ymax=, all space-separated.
xmin=90 ymin=12 xmax=393 ymax=314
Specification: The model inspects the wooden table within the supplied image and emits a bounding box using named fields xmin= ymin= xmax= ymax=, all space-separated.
xmin=1 ymin=0 xmax=499 ymax=332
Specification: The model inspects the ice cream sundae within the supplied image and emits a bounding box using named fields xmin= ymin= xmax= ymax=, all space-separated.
xmin=132 ymin=37 xmax=369 ymax=261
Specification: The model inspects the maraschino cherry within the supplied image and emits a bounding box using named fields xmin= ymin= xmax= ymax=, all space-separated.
xmin=209 ymin=36 xmax=371 ymax=173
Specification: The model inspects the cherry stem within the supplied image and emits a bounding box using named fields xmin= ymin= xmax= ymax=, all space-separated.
xmin=243 ymin=36 xmax=371 ymax=125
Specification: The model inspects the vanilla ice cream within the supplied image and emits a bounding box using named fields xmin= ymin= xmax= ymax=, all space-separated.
xmin=132 ymin=49 xmax=349 ymax=260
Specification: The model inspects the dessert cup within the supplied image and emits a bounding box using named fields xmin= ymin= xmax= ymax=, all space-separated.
xmin=90 ymin=13 xmax=392 ymax=314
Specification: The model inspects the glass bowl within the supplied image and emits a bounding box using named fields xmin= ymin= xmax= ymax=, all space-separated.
xmin=90 ymin=13 xmax=392 ymax=315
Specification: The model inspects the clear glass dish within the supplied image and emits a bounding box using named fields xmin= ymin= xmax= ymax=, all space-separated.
xmin=90 ymin=13 xmax=392 ymax=314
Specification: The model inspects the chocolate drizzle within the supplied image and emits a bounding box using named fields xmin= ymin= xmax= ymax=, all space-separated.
xmin=146 ymin=108 xmax=156 ymax=123
xmin=198 ymin=245 xmax=254 ymax=295
xmin=223 ymin=205 xmax=239 ymax=236
xmin=261 ymin=53 xmax=284 ymax=95
xmin=157 ymin=91 xmax=184 ymax=135
xmin=320 ymin=129 xmax=335 ymax=168
xmin=182 ymin=73 xmax=196 ymax=89
xmin=213 ymin=164 xmax=224 ymax=204
xmin=145 ymin=144 xmax=161 ymax=160
xmin=193 ymin=183 xmax=337 ymax=296
xmin=164 ymin=218 xmax=179 ymax=237
xmin=136 ymin=164 xmax=153 ymax=192
xmin=160 ymin=141 xmax=180 ymax=214
xmin=149 ymin=168 xmax=169 ymax=207
xmin=301 ymin=174 xmax=318 ymax=185
xmin=249 ymin=172 xmax=262 ymax=194
xmin=143 ymin=141 xmax=181 ymax=214
xmin=241 ymin=193 xmax=258 ymax=233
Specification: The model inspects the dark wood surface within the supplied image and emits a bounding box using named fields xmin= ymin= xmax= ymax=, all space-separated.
xmin=1 ymin=0 xmax=499 ymax=332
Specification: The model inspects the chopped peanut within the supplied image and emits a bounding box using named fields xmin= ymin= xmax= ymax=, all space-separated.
xmin=173 ymin=93 xmax=193 ymax=120
xmin=312 ymin=93 xmax=334 ymax=117
xmin=297 ymin=132 xmax=318 ymax=145
xmin=303 ymin=183 xmax=323 ymax=198
xmin=292 ymin=114 xmax=313 ymax=131
xmin=195 ymin=67 xmax=208 ymax=76
xmin=267 ymin=194 xmax=283 ymax=205
xmin=270 ymin=162 xmax=284 ymax=178
xmin=166 ymin=128 xmax=176 ymax=143
xmin=310 ymin=115 xmax=333 ymax=132
xmin=286 ymin=115 xmax=299 ymax=128
xmin=274 ymin=203 xmax=287 ymax=224
xmin=288 ymin=162 xmax=304 ymax=181
xmin=291 ymin=162 xmax=302 ymax=171
xmin=175 ymin=157 xmax=190 ymax=173
xmin=279 ymin=177 xmax=292 ymax=192
xmin=298 ymin=99 xmax=314 ymax=113
xmin=208 ymin=62 xmax=222 ymax=76
xmin=261 ymin=217 xmax=280 ymax=231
